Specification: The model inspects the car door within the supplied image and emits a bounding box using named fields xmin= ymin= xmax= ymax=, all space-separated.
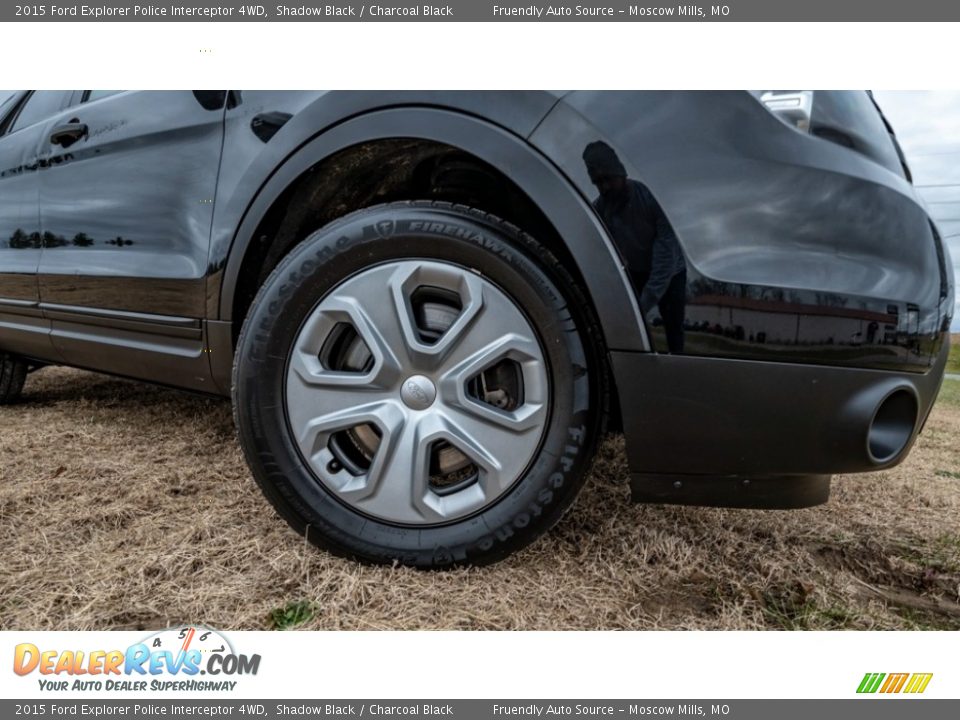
xmin=0 ymin=90 xmax=73 ymax=360
xmin=36 ymin=91 xmax=226 ymax=390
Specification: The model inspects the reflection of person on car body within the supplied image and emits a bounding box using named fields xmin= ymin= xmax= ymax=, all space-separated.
xmin=583 ymin=141 xmax=687 ymax=353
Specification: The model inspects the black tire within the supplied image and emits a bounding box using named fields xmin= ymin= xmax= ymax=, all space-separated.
xmin=0 ymin=353 xmax=28 ymax=405
xmin=233 ymin=201 xmax=607 ymax=567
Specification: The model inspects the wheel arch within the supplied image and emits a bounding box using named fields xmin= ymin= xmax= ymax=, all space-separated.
xmin=209 ymin=107 xmax=649 ymax=391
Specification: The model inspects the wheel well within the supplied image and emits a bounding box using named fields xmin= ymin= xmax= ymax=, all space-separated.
xmin=232 ymin=139 xmax=589 ymax=331
xmin=230 ymin=138 xmax=621 ymax=429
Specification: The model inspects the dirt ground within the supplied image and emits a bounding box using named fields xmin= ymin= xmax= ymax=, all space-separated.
xmin=1 ymin=366 xmax=958 ymax=631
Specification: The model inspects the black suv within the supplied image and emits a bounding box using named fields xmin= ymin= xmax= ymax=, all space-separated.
xmin=0 ymin=91 xmax=953 ymax=567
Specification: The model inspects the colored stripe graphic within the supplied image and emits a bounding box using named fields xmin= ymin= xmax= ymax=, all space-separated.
xmin=880 ymin=673 xmax=909 ymax=693
xmin=904 ymin=673 xmax=933 ymax=694
xmin=857 ymin=672 xmax=932 ymax=694
xmin=856 ymin=673 xmax=885 ymax=693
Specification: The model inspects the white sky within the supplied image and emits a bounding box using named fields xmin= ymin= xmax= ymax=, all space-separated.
xmin=1 ymin=90 xmax=957 ymax=329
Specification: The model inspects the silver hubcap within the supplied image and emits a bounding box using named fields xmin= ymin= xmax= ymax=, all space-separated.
xmin=284 ymin=260 xmax=549 ymax=525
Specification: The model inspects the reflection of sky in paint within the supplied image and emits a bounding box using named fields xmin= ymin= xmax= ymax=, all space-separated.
xmin=1 ymin=90 xmax=957 ymax=328
xmin=875 ymin=91 xmax=960 ymax=330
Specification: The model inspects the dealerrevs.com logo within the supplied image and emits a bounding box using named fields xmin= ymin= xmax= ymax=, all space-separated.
xmin=857 ymin=672 xmax=933 ymax=694
xmin=13 ymin=626 xmax=261 ymax=692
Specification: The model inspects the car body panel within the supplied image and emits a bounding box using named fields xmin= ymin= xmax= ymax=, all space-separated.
xmin=532 ymin=91 xmax=950 ymax=373
xmin=0 ymin=91 xmax=71 ymax=359
xmin=17 ymin=90 xmax=226 ymax=391
xmin=0 ymin=90 xmax=953 ymax=490
xmin=36 ymin=90 xmax=223 ymax=318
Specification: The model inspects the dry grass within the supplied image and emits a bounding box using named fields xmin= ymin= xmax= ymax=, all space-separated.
xmin=2 ymin=367 xmax=959 ymax=631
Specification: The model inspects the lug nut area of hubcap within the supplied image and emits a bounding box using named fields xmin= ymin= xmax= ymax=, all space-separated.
xmin=400 ymin=374 xmax=437 ymax=410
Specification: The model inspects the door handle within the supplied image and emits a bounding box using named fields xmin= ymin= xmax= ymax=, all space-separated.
xmin=50 ymin=121 xmax=88 ymax=147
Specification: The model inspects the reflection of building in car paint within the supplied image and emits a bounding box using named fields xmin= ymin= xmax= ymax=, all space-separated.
xmin=647 ymin=290 xmax=931 ymax=368
xmin=683 ymin=295 xmax=900 ymax=346
xmin=635 ymin=255 xmax=935 ymax=368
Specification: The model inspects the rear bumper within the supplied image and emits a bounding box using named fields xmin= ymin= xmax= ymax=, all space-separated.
xmin=614 ymin=335 xmax=949 ymax=508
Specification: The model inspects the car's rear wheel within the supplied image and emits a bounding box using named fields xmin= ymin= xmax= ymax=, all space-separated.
xmin=0 ymin=352 xmax=28 ymax=405
xmin=233 ymin=202 xmax=605 ymax=567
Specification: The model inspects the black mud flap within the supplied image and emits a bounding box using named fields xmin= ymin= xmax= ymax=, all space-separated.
xmin=630 ymin=473 xmax=831 ymax=509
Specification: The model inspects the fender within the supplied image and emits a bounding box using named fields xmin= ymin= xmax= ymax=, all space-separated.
xmin=207 ymin=90 xmax=564 ymax=313
xmin=209 ymin=105 xmax=649 ymax=391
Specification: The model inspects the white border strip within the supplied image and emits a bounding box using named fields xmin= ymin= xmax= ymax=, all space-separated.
xmin=2 ymin=631 xmax=955 ymax=699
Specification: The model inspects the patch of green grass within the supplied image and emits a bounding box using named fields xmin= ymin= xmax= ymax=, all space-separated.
xmin=947 ymin=341 xmax=960 ymax=374
xmin=935 ymin=469 xmax=960 ymax=480
xmin=936 ymin=379 xmax=960 ymax=409
xmin=269 ymin=600 xmax=317 ymax=630
xmin=894 ymin=607 xmax=960 ymax=631
xmin=886 ymin=532 xmax=958 ymax=574
xmin=812 ymin=604 xmax=860 ymax=627
xmin=760 ymin=594 xmax=812 ymax=630
xmin=925 ymin=534 xmax=960 ymax=573
xmin=759 ymin=583 xmax=858 ymax=630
